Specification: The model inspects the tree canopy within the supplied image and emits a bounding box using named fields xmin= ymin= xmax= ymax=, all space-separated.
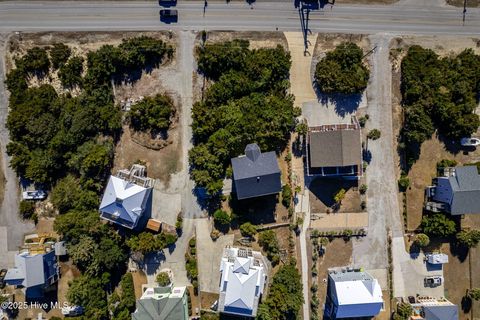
xmin=128 ymin=94 xmax=175 ymax=133
xmin=314 ymin=42 xmax=370 ymax=94
xmin=421 ymin=213 xmax=456 ymax=237
xmin=401 ymin=46 xmax=480 ymax=165
xmin=257 ymin=261 xmax=303 ymax=320
xmin=191 ymin=40 xmax=298 ymax=194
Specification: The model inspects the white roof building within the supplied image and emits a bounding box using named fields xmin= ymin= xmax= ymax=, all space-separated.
xmin=99 ymin=166 xmax=153 ymax=230
xmin=326 ymin=268 xmax=383 ymax=319
xmin=218 ymin=247 xmax=267 ymax=318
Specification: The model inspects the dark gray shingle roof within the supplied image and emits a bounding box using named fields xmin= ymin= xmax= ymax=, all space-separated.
xmin=449 ymin=166 xmax=480 ymax=215
xmin=424 ymin=305 xmax=458 ymax=320
xmin=308 ymin=129 xmax=361 ymax=168
xmin=231 ymin=144 xmax=281 ymax=200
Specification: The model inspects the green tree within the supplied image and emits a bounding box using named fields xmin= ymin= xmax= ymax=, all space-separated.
xmin=367 ymin=129 xmax=381 ymax=140
xmin=394 ymin=303 xmax=413 ymax=320
xmin=258 ymin=230 xmax=280 ymax=265
xmin=128 ymin=94 xmax=175 ymax=132
xmin=240 ymin=222 xmax=257 ymax=237
xmin=51 ymin=175 xmax=99 ymax=213
xmin=59 ymin=56 xmax=84 ymax=88
xmin=67 ymin=275 xmax=109 ymax=319
xmin=156 ymin=272 xmax=171 ymax=287
xmin=213 ymin=209 xmax=231 ymax=225
xmin=49 ymin=43 xmax=71 ymax=69
xmin=282 ymin=185 xmax=293 ymax=208
xmin=259 ymin=261 xmax=303 ymax=320
xmin=414 ymin=233 xmax=430 ymax=247
xmin=456 ymin=229 xmax=480 ymax=248
xmin=16 ymin=47 xmax=50 ymax=76
xmin=468 ymin=288 xmax=480 ymax=301
xmin=19 ymin=200 xmax=35 ymax=219
xmin=314 ymin=42 xmax=370 ymax=94
xmin=421 ymin=213 xmax=456 ymax=237
xmin=67 ymin=138 xmax=114 ymax=181
xmin=398 ymin=175 xmax=410 ymax=192
xmin=126 ymin=232 xmax=175 ymax=255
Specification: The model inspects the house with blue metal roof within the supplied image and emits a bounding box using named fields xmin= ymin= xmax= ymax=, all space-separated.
xmin=231 ymin=144 xmax=281 ymax=200
xmin=100 ymin=165 xmax=153 ymax=230
xmin=4 ymin=249 xmax=59 ymax=299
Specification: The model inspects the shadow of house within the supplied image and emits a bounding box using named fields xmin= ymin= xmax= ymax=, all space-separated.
xmin=309 ymin=178 xmax=358 ymax=209
xmin=229 ymin=193 xmax=278 ymax=225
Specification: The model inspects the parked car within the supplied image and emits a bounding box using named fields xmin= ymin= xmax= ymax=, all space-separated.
xmin=159 ymin=9 xmax=178 ymax=22
xmin=408 ymin=296 xmax=416 ymax=304
xmin=62 ymin=305 xmax=84 ymax=317
xmin=22 ymin=190 xmax=47 ymax=200
xmin=460 ymin=137 xmax=480 ymax=147
xmin=0 ymin=269 xmax=7 ymax=289
xmin=424 ymin=276 xmax=443 ymax=287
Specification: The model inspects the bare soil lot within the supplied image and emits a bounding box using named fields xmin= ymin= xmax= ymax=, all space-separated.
xmin=199 ymin=31 xmax=288 ymax=50
xmin=447 ymin=0 xmax=480 ymax=7
xmin=314 ymin=238 xmax=353 ymax=317
xmin=309 ymin=178 xmax=362 ymax=213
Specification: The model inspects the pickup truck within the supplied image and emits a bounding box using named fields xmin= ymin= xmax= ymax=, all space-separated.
xmin=424 ymin=276 xmax=443 ymax=288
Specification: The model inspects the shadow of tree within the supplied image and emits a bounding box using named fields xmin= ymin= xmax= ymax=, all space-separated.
xmin=229 ymin=194 xmax=278 ymax=225
xmin=461 ymin=295 xmax=472 ymax=313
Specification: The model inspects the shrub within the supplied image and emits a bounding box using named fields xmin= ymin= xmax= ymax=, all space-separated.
xmin=189 ymin=237 xmax=196 ymax=248
xmin=258 ymin=230 xmax=280 ymax=265
xmin=414 ymin=233 xmax=430 ymax=247
xmin=394 ymin=303 xmax=413 ymax=320
xmin=361 ymin=200 xmax=367 ymax=210
xmin=358 ymin=115 xmax=368 ymax=128
xmin=314 ymin=42 xmax=370 ymax=94
xmin=156 ymin=272 xmax=171 ymax=287
xmin=19 ymin=200 xmax=35 ymax=219
xmin=213 ymin=209 xmax=231 ymax=225
xmin=49 ymin=43 xmax=71 ymax=69
xmin=468 ymin=288 xmax=480 ymax=301
xmin=398 ymin=175 xmax=410 ymax=192
xmin=359 ymin=184 xmax=368 ymax=194
xmin=210 ymin=229 xmax=220 ymax=241
xmin=334 ymin=188 xmax=346 ymax=204
xmin=240 ymin=222 xmax=257 ymax=237
xmin=456 ymin=229 xmax=480 ymax=248
xmin=128 ymin=94 xmax=175 ymax=133
xmin=58 ymin=56 xmax=84 ymax=88
xmin=421 ymin=213 xmax=456 ymax=237
xmin=436 ymin=159 xmax=457 ymax=174
xmin=367 ymin=129 xmax=381 ymax=140
xmin=282 ymin=184 xmax=292 ymax=208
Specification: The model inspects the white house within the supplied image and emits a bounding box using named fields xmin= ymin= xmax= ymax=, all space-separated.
xmin=218 ymin=247 xmax=267 ymax=318
xmin=325 ymin=268 xmax=383 ymax=319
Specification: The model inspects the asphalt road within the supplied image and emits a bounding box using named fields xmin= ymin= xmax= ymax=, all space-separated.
xmin=0 ymin=1 xmax=479 ymax=35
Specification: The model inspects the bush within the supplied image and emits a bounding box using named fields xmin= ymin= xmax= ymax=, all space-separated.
xmin=414 ymin=233 xmax=430 ymax=247
xmin=436 ymin=159 xmax=457 ymax=174
xmin=394 ymin=303 xmax=413 ymax=320
xmin=258 ymin=230 xmax=280 ymax=265
xmin=314 ymin=42 xmax=370 ymax=94
xmin=189 ymin=237 xmax=196 ymax=248
xmin=156 ymin=272 xmax=171 ymax=287
xmin=128 ymin=94 xmax=175 ymax=133
xmin=281 ymin=184 xmax=292 ymax=208
xmin=398 ymin=175 xmax=410 ymax=192
xmin=358 ymin=115 xmax=368 ymax=128
xmin=16 ymin=47 xmax=50 ymax=75
xmin=334 ymin=188 xmax=346 ymax=204
xmin=359 ymin=184 xmax=368 ymax=194
xmin=240 ymin=222 xmax=257 ymax=237
xmin=213 ymin=209 xmax=231 ymax=225
xmin=19 ymin=200 xmax=35 ymax=219
xmin=367 ymin=129 xmax=381 ymax=140
xmin=210 ymin=229 xmax=220 ymax=241
xmin=456 ymin=229 xmax=480 ymax=248
xmin=58 ymin=56 xmax=84 ymax=88
xmin=421 ymin=213 xmax=456 ymax=237
xmin=468 ymin=288 xmax=480 ymax=301
xmin=49 ymin=43 xmax=72 ymax=69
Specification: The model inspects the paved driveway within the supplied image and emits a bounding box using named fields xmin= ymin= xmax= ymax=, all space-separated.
xmin=196 ymin=218 xmax=233 ymax=293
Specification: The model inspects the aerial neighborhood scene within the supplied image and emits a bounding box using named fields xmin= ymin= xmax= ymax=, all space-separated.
xmin=0 ymin=0 xmax=480 ymax=320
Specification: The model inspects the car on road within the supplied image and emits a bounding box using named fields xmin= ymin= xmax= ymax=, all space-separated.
xmin=159 ymin=9 xmax=178 ymax=23
xmin=0 ymin=269 xmax=7 ymax=289
xmin=460 ymin=137 xmax=480 ymax=147
xmin=424 ymin=276 xmax=443 ymax=287
xmin=22 ymin=190 xmax=47 ymax=200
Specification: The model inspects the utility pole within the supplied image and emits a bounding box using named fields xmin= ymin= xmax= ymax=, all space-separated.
xmin=463 ymin=0 xmax=467 ymax=26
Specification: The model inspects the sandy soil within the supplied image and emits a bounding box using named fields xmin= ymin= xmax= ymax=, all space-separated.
xmin=132 ymin=269 xmax=148 ymax=299
xmin=309 ymin=178 xmax=362 ymax=213
xmin=199 ymin=31 xmax=288 ymax=51
xmin=447 ymin=0 xmax=480 ymax=6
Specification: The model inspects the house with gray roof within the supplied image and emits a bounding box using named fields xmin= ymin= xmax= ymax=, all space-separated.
xmin=410 ymin=297 xmax=458 ymax=320
xmin=307 ymin=119 xmax=362 ymax=177
xmin=325 ymin=267 xmax=383 ymax=319
xmin=4 ymin=249 xmax=59 ymax=299
xmin=218 ymin=247 xmax=267 ymax=318
xmin=132 ymin=285 xmax=188 ymax=320
xmin=231 ymin=144 xmax=281 ymax=200
xmin=100 ymin=165 xmax=153 ymax=230
xmin=427 ymin=166 xmax=480 ymax=215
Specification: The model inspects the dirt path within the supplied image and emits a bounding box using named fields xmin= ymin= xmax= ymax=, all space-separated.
xmin=0 ymin=33 xmax=34 ymax=268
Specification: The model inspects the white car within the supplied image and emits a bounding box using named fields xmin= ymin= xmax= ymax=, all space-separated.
xmin=460 ymin=137 xmax=480 ymax=147
xmin=424 ymin=276 xmax=443 ymax=288
xmin=22 ymin=190 xmax=47 ymax=200
xmin=61 ymin=305 xmax=84 ymax=317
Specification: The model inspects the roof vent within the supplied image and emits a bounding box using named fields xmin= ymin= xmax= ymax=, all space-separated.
xmin=245 ymin=143 xmax=261 ymax=162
